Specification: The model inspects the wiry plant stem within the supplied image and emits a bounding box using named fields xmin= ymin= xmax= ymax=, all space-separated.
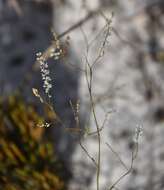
xmin=85 ymin=63 xmax=101 ymax=190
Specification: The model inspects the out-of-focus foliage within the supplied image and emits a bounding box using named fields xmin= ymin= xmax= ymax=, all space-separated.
xmin=0 ymin=94 xmax=65 ymax=190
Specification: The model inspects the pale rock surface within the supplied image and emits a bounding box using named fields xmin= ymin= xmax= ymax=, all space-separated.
xmin=53 ymin=0 xmax=164 ymax=189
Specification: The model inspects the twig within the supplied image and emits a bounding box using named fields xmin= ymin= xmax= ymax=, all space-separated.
xmin=58 ymin=9 xmax=100 ymax=39
xmin=108 ymin=142 xmax=139 ymax=190
xmin=85 ymin=62 xmax=101 ymax=190
xmin=106 ymin=142 xmax=128 ymax=171
xmin=88 ymin=111 xmax=110 ymax=136
xmin=79 ymin=139 xmax=98 ymax=168
xmin=7 ymin=0 xmax=22 ymax=15
xmin=80 ymin=15 xmax=113 ymax=190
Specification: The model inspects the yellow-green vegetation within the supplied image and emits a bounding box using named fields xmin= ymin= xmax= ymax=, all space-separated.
xmin=0 ymin=94 xmax=66 ymax=190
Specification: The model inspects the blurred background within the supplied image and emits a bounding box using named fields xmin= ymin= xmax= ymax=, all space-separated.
xmin=0 ymin=0 xmax=164 ymax=190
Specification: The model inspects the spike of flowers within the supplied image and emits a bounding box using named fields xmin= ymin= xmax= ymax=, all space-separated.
xmin=36 ymin=52 xmax=52 ymax=98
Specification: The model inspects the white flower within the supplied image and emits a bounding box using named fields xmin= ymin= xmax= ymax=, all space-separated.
xmin=36 ymin=52 xmax=52 ymax=98
xmin=37 ymin=122 xmax=50 ymax=128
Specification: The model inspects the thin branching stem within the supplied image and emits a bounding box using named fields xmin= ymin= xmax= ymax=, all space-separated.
xmin=108 ymin=142 xmax=139 ymax=190
xmin=79 ymin=139 xmax=98 ymax=168
xmin=85 ymin=63 xmax=101 ymax=190
xmin=106 ymin=142 xmax=128 ymax=171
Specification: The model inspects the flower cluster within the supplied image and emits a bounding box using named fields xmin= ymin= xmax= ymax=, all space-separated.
xmin=134 ymin=125 xmax=143 ymax=143
xmin=49 ymin=47 xmax=63 ymax=60
xmin=36 ymin=33 xmax=65 ymax=100
xmin=37 ymin=122 xmax=51 ymax=128
xmin=36 ymin=52 xmax=52 ymax=98
xmin=50 ymin=33 xmax=64 ymax=60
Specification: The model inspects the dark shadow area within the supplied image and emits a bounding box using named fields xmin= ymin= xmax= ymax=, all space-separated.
xmin=0 ymin=1 xmax=79 ymax=188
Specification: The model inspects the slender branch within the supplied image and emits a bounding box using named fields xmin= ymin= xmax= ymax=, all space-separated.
xmin=58 ymin=9 xmax=100 ymax=39
xmin=106 ymin=142 xmax=128 ymax=171
xmin=108 ymin=142 xmax=139 ymax=190
xmin=85 ymin=63 xmax=101 ymax=190
xmin=79 ymin=139 xmax=98 ymax=168
xmin=80 ymin=15 xmax=113 ymax=190
xmin=88 ymin=111 xmax=110 ymax=136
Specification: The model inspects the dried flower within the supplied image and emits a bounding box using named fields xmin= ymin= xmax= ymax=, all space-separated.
xmin=32 ymin=88 xmax=44 ymax=103
xmin=134 ymin=125 xmax=143 ymax=143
